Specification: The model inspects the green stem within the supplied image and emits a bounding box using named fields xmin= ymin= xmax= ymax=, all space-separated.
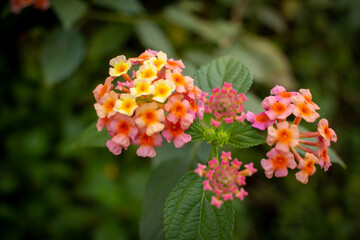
xmin=186 ymin=141 xmax=202 ymax=172
xmin=210 ymin=144 xmax=219 ymax=161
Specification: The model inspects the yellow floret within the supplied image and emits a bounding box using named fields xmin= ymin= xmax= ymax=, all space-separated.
xmin=113 ymin=94 xmax=138 ymax=116
xmin=152 ymin=79 xmax=175 ymax=103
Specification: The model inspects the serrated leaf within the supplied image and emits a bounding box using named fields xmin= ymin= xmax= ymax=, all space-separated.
xmin=140 ymin=157 xmax=190 ymax=240
xmin=140 ymin=142 xmax=206 ymax=240
xmin=72 ymin=122 xmax=110 ymax=148
xmin=164 ymin=172 xmax=235 ymax=240
xmin=227 ymin=122 xmax=266 ymax=149
xmin=41 ymin=29 xmax=85 ymax=85
xmin=135 ymin=20 xmax=176 ymax=58
xmin=52 ymin=0 xmax=88 ymax=30
xmin=186 ymin=120 xmax=206 ymax=143
xmin=194 ymin=56 xmax=253 ymax=94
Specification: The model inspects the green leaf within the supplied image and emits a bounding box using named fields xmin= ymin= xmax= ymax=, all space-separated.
xmin=52 ymin=0 xmax=88 ymax=30
xmin=186 ymin=120 xmax=206 ymax=143
xmin=72 ymin=122 xmax=110 ymax=148
xmin=92 ymin=0 xmax=143 ymax=14
xmin=227 ymin=122 xmax=266 ymax=149
xmin=164 ymin=6 xmax=239 ymax=46
xmin=140 ymin=157 xmax=191 ymax=240
xmin=88 ymin=23 xmax=132 ymax=60
xmin=140 ymin=142 xmax=207 ymax=240
xmin=135 ymin=20 xmax=176 ymax=58
xmin=164 ymin=172 xmax=235 ymax=240
xmin=327 ymin=147 xmax=346 ymax=169
xmin=41 ymin=29 xmax=85 ymax=86
xmin=194 ymin=56 xmax=253 ymax=94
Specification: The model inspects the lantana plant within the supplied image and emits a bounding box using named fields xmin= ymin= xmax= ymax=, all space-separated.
xmin=92 ymin=51 xmax=343 ymax=240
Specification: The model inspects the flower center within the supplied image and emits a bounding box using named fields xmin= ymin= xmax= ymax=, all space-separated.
xmin=304 ymin=161 xmax=314 ymax=174
xmin=153 ymin=59 xmax=164 ymax=69
xmin=280 ymin=92 xmax=292 ymax=98
xmin=118 ymin=121 xmax=130 ymax=135
xmin=143 ymin=69 xmax=155 ymax=79
xmin=299 ymin=104 xmax=311 ymax=116
xmin=172 ymin=102 xmax=186 ymax=117
xmin=273 ymin=155 xmax=288 ymax=169
xmin=140 ymin=133 xmax=154 ymax=145
xmin=272 ymin=102 xmax=286 ymax=114
xmin=121 ymin=99 xmax=136 ymax=114
xmin=169 ymin=122 xmax=183 ymax=136
xmin=324 ymin=127 xmax=331 ymax=139
xmin=155 ymin=85 xmax=170 ymax=97
xmin=255 ymin=113 xmax=269 ymax=123
xmin=115 ymin=63 xmax=127 ymax=74
xmin=277 ymin=129 xmax=292 ymax=143
xmin=104 ymin=99 xmax=115 ymax=113
xmin=172 ymin=74 xmax=185 ymax=85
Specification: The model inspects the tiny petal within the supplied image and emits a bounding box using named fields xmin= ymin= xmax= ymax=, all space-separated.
xmin=106 ymin=140 xmax=123 ymax=155
xmin=195 ymin=164 xmax=206 ymax=176
xmin=203 ymin=180 xmax=212 ymax=190
xmin=211 ymin=196 xmax=223 ymax=209
xmin=222 ymin=193 xmax=233 ymax=201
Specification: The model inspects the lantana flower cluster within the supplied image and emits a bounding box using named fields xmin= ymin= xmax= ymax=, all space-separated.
xmin=246 ymin=85 xmax=337 ymax=184
xmin=93 ymin=50 xmax=204 ymax=158
xmin=11 ymin=0 xmax=50 ymax=14
xmin=195 ymin=151 xmax=257 ymax=208
xmin=201 ymin=82 xmax=247 ymax=127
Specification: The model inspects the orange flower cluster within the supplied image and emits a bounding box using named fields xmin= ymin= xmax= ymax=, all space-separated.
xmin=93 ymin=50 xmax=204 ymax=158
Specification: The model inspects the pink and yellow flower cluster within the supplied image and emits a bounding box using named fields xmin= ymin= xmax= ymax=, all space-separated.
xmin=202 ymin=82 xmax=247 ymax=127
xmin=93 ymin=50 xmax=204 ymax=158
xmin=246 ymin=85 xmax=337 ymax=184
xmin=194 ymin=151 xmax=257 ymax=208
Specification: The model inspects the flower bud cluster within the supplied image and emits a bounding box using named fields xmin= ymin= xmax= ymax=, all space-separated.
xmin=93 ymin=50 xmax=204 ymax=158
xmin=195 ymin=151 xmax=257 ymax=208
xmin=201 ymin=82 xmax=247 ymax=127
xmin=246 ymin=86 xmax=337 ymax=184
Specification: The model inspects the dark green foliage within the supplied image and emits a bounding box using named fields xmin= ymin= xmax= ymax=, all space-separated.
xmin=1 ymin=0 xmax=358 ymax=239
xmin=194 ymin=57 xmax=253 ymax=94
xmin=227 ymin=122 xmax=266 ymax=149
xmin=164 ymin=172 xmax=235 ymax=240
xmin=41 ymin=29 xmax=85 ymax=85
xmin=186 ymin=120 xmax=207 ymax=143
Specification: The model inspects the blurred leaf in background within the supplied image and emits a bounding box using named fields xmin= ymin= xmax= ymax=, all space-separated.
xmin=1 ymin=0 xmax=359 ymax=239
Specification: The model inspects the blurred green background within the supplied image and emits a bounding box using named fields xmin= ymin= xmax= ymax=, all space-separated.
xmin=1 ymin=0 xmax=359 ymax=239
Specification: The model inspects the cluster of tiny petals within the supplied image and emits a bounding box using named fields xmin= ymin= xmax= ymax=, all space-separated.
xmin=194 ymin=151 xmax=257 ymax=208
xmin=246 ymin=85 xmax=337 ymax=184
xmin=11 ymin=0 xmax=50 ymax=14
xmin=93 ymin=50 xmax=205 ymax=158
xmin=202 ymin=82 xmax=247 ymax=127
